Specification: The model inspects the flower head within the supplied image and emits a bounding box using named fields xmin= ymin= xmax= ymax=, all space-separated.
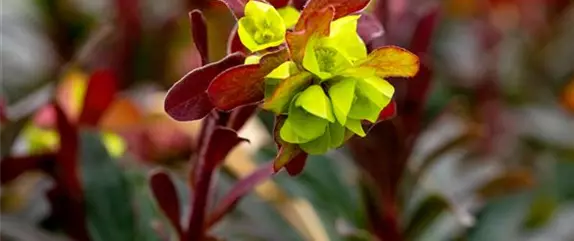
xmin=237 ymin=1 xmax=288 ymax=52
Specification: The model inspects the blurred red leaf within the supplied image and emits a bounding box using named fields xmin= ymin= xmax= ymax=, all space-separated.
xmin=208 ymin=48 xmax=289 ymax=110
xmin=293 ymin=0 xmax=307 ymax=10
xmin=150 ymin=171 xmax=184 ymax=239
xmin=357 ymin=13 xmax=385 ymax=45
xmin=0 ymin=153 xmax=56 ymax=184
xmin=189 ymin=127 xmax=246 ymax=239
xmin=205 ymin=162 xmax=274 ymax=228
xmin=287 ymin=6 xmax=334 ymax=63
xmin=55 ymin=104 xmax=81 ymax=197
xmin=190 ymin=10 xmax=209 ymax=65
xmin=296 ymin=0 xmax=369 ymax=31
xmin=378 ymin=100 xmax=397 ymax=121
xmin=164 ymin=52 xmax=245 ymax=121
xmin=78 ymin=69 xmax=117 ymax=126
xmin=268 ymin=0 xmax=290 ymax=8
xmin=284 ymin=152 xmax=308 ymax=176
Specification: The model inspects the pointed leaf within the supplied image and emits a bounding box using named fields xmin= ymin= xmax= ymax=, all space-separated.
xmin=274 ymin=142 xmax=306 ymax=171
xmin=348 ymin=94 xmax=381 ymax=123
xmin=263 ymin=71 xmax=313 ymax=114
xmin=285 ymin=152 xmax=308 ymax=176
xmin=295 ymin=0 xmax=370 ymax=31
xmin=206 ymin=162 xmax=275 ymax=228
xmin=226 ymin=104 xmax=259 ymax=131
xmin=208 ymin=48 xmax=290 ymax=110
xmin=286 ymin=6 xmax=334 ymax=63
xmin=345 ymin=118 xmax=366 ymax=137
xmin=286 ymin=95 xmax=328 ymax=140
xmin=350 ymin=46 xmax=419 ymax=78
xmin=328 ymin=78 xmax=356 ymax=125
xmin=295 ymin=85 xmax=335 ymax=122
xmin=79 ymin=69 xmax=117 ymax=126
xmin=280 ymin=119 xmax=313 ymax=143
xmin=165 ymin=53 xmax=245 ymax=121
xmin=190 ymin=10 xmax=209 ymax=65
xmin=202 ymin=127 xmax=247 ymax=169
xmin=356 ymin=76 xmax=394 ymax=108
xmin=149 ymin=171 xmax=183 ymax=238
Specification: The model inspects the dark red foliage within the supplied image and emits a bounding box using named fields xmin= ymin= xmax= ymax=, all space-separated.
xmin=205 ymin=162 xmax=275 ymax=228
xmin=164 ymin=53 xmax=245 ymax=121
xmin=78 ymin=69 xmax=117 ymax=126
xmin=208 ymin=48 xmax=289 ymax=110
xmin=190 ymin=10 xmax=209 ymax=65
xmin=296 ymin=0 xmax=370 ymax=31
xmin=150 ymin=171 xmax=184 ymax=239
xmin=188 ymin=127 xmax=247 ymax=240
xmin=357 ymin=13 xmax=385 ymax=45
xmin=284 ymin=152 xmax=308 ymax=176
xmin=0 ymin=154 xmax=57 ymax=184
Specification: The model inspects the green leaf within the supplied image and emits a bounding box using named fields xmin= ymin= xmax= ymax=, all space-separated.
xmin=265 ymin=61 xmax=297 ymax=79
xmin=263 ymin=71 xmax=313 ymax=114
xmin=348 ymin=94 xmax=381 ymax=123
xmin=80 ymin=131 xmax=137 ymax=241
xmin=280 ymin=119 xmax=313 ymax=144
xmin=328 ymin=122 xmax=346 ymax=148
xmin=323 ymin=15 xmax=366 ymax=63
xmin=328 ymin=78 xmax=356 ymax=125
xmin=299 ymin=122 xmax=346 ymax=154
xmin=278 ymin=6 xmax=300 ymax=29
xmin=296 ymin=85 xmax=335 ymax=122
xmin=345 ymin=118 xmax=366 ymax=137
xmin=286 ymin=94 xmax=328 ymax=141
xmin=356 ymin=76 xmax=394 ymax=108
xmin=244 ymin=55 xmax=262 ymax=65
xmin=237 ymin=1 xmax=286 ymax=52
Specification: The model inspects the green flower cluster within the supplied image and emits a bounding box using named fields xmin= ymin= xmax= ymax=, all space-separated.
xmin=238 ymin=0 xmax=413 ymax=155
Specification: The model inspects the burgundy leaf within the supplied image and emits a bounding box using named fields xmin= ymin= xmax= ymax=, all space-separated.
xmin=284 ymin=152 xmax=307 ymax=176
xmin=295 ymin=0 xmax=370 ymax=31
xmin=217 ymin=0 xmax=249 ymax=19
xmin=190 ymin=10 xmax=209 ymax=65
xmin=357 ymin=13 xmax=385 ymax=45
xmin=189 ymin=127 xmax=247 ymax=239
xmin=293 ymin=0 xmax=307 ymax=10
xmin=78 ymin=69 xmax=117 ymax=126
xmin=55 ymin=104 xmax=81 ymax=198
xmin=208 ymin=48 xmax=289 ymax=110
xmin=164 ymin=52 xmax=245 ymax=121
xmin=227 ymin=24 xmax=248 ymax=55
xmin=226 ymin=104 xmax=259 ymax=131
xmin=205 ymin=162 xmax=274 ymax=228
xmin=0 ymin=153 xmax=57 ymax=184
xmin=149 ymin=171 xmax=184 ymax=239
xmin=401 ymin=9 xmax=440 ymax=138
xmin=267 ymin=0 xmax=290 ymax=8
xmin=287 ymin=6 xmax=334 ymax=63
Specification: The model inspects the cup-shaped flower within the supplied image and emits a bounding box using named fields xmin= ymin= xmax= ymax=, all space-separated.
xmin=238 ymin=1 xmax=287 ymax=52
xmin=302 ymin=15 xmax=367 ymax=80
xmin=280 ymin=85 xmax=349 ymax=154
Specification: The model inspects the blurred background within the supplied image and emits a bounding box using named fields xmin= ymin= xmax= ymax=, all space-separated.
xmin=1 ymin=0 xmax=574 ymax=240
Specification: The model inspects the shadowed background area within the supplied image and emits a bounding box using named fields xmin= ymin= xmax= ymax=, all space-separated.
xmin=1 ymin=0 xmax=574 ymax=240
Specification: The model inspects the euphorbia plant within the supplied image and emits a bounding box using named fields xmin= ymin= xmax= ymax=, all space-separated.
xmin=165 ymin=0 xmax=419 ymax=173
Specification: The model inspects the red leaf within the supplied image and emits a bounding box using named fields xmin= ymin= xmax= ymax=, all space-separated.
xmin=378 ymin=100 xmax=397 ymax=121
xmin=227 ymin=24 xmax=248 ymax=55
xmin=189 ymin=127 xmax=247 ymax=239
xmin=205 ymin=162 xmax=274 ymax=228
xmin=226 ymin=104 xmax=259 ymax=131
xmin=190 ymin=10 xmax=209 ymax=65
xmin=287 ymin=6 xmax=334 ymax=63
xmin=357 ymin=13 xmax=384 ymax=45
xmin=267 ymin=0 xmax=290 ymax=8
xmin=78 ymin=69 xmax=117 ymax=126
xmin=208 ymin=48 xmax=289 ymax=110
xmin=217 ymin=0 xmax=249 ymax=18
xmin=164 ymin=53 xmax=245 ymax=121
xmin=0 ymin=153 xmax=57 ymax=184
xmin=149 ymin=171 xmax=184 ymax=239
xmin=55 ymin=104 xmax=81 ymax=197
xmin=293 ymin=0 xmax=307 ymax=10
xmin=285 ymin=152 xmax=308 ymax=176
xmin=295 ymin=0 xmax=370 ymax=31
